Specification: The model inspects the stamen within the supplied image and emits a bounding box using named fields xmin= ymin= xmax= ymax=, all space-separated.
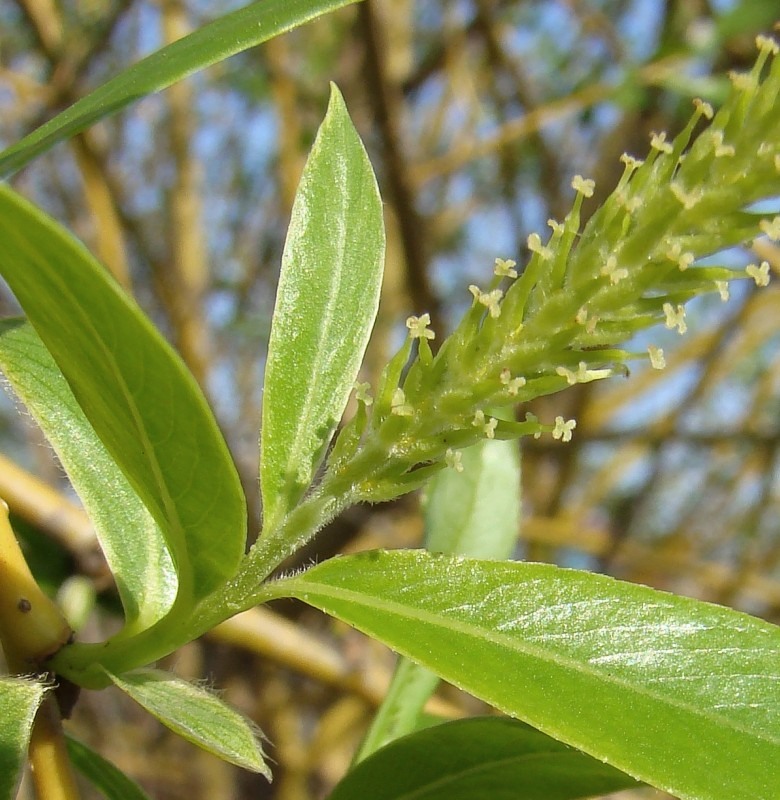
xmin=552 ymin=416 xmax=576 ymax=443
xmin=494 ymin=258 xmax=518 ymax=279
xmin=353 ymin=381 xmax=373 ymax=406
xmin=390 ymin=388 xmax=414 ymax=416
xmin=406 ymin=313 xmax=436 ymax=340
xmin=746 ymin=262 xmax=771 ymax=287
xmin=663 ymin=302 xmax=687 ymax=334
xmin=648 ymin=346 xmax=666 ymax=370
xmin=445 ymin=449 xmax=464 ymax=473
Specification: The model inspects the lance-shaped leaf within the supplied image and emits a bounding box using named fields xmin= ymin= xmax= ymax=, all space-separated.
xmin=106 ymin=668 xmax=269 ymax=778
xmin=66 ymin=735 xmax=152 ymax=800
xmin=0 ymin=185 xmax=246 ymax=606
xmin=260 ymin=85 xmax=385 ymax=530
xmin=0 ymin=0 xmax=360 ymax=178
xmin=331 ymin=717 xmax=639 ymax=800
xmin=0 ymin=678 xmax=47 ymax=800
xmin=270 ymin=550 xmax=780 ymax=800
xmin=0 ymin=319 xmax=176 ymax=633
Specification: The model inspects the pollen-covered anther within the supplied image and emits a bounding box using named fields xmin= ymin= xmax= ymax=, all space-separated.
xmin=500 ymin=368 xmax=527 ymax=396
xmin=759 ymin=217 xmax=780 ymax=241
xmin=552 ymin=416 xmax=576 ymax=443
xmin=390 ymin=388 xmax=414 ymax=417
xmin=715 ymin=281 xmax=730 ymax=302
xmin=709 ymin=130 xmax=735 ymax=158
xmin=557 ymin=362 xmax=611 ymax=385
xmin=728 ymin=70 xmax=756 ymax=91
xmin=746 ymin=261 xmax=771 ymax=287
xmin=547 ymin=218 xmax=564 ymax=236
xmin=648 ymin=345 xmax=666 ymax=370
xmin=693 ymin=98 xmax=714 ymax=120
xmin=472 ymin=410 xmax=498 ymax=439
xmin=406 ymin=313 xmax=435 ymax=340
xmin=663 ymin=302 xmax=687 ymax=334
xmin=620 ymin=153 xmax=644 ymax=170
xmin=445 ymin=448 xmax=464 ymax=473
xmin=650 ymin=131 xmax=673 ymax=154
xmin=600 ymin=255 xmax=629 ymax=284
xmin=469 ymin=287 xmax=503 ymax=318
xmin=671 ymin=250 xmax=694 ymax=271
xmin=494 ymin=257 xmax=518 ymax=279
xmin=527 ymin=232 xmax=553 ymax=261
xmin=571 ymin=175 xmax=595 ymax=197
xmin=670 ymin=182 xmax=701 ymax=210
xmin=354 ymin=381 xmax=373 ymax=406
xmin=755 ymin=35 xmax=779 ymax=56
xmin=556 ymin=365 xmax=577 ymax=385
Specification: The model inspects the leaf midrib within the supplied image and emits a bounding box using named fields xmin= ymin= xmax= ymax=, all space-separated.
xmin=281 ymin=577 xmax=779 ymax=746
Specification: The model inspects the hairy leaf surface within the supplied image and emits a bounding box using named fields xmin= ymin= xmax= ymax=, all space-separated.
xmin=0 ymin=320 xmax=176 ymax=632
xmin=260 ymin=85 xmax=384 ymax=530
xmin=0 ymin=678 xmax=46 ymax=800
xmin=107 ymin=668 xmax=269 ymax=777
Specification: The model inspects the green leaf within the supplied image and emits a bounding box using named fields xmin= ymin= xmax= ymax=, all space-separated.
xmin=106 ymin=668 xmax=270 ymax=778
xmin=0 ymin=678 xmax=47 ymax=800
xmin=424 ymin=432 xmax=520 ymax=559
xmin=270 ymin=550 xmax=780 ymax=800
xmin=260 ymin=84 xmax=385 ymax=530
xmin=0 ymin=0 xmax=359 ymax=178
xmin=0 ymin=185 xmax=246 ymax=607
xmin=331 ymin=717 xmax=639 ymax=800
xmin=66 ymin=736 xmax=151 ymax=800
xmin=0 ymin=319 xmax=175 ymax=634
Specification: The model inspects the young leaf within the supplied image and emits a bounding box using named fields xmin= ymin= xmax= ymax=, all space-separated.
xmin=0 ymin=0 xmax=359 ymax=178
xmin=0 ymin=185 xmax=246 ymax=607
xmin=269 ymin=550 xmax=780 ymax=800
xmin=260 ymin=84 xmax=385 ymax=530
xmin=331 ymin=717 xmax=639 ymax=800
xmin=0 ymin=319 xmax=176 ymax=634
xmin=0 ymin=678 xmax=47 ymax=800
xmin=66 ymin=736 xmax=152 ymax=800
xmin=105 ymin=668 xmax=270 ymax=778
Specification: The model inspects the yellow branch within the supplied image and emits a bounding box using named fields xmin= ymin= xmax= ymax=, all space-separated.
xmin=0 ymin=499 xmax=80 ymax=798
xmin=0 ymin=500 xmax=72 ymax=670
xmin=28 ymin=695 xmax=81 ymax=800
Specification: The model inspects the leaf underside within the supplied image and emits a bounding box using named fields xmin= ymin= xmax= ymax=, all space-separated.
xmin=330 ymin=717 xmax=639 ymax=800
